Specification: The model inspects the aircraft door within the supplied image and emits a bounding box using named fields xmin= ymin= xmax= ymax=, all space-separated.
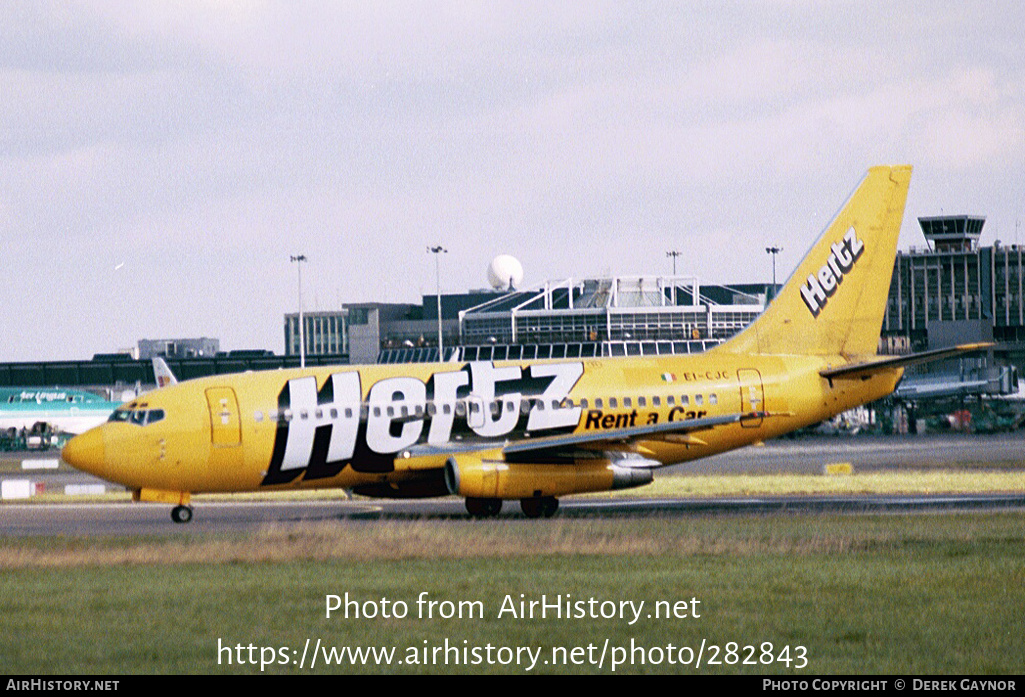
xmin=206 ymin=387 xmax=242 ymax=447
xmin=737 ymin=369 xmax=764 ymax=428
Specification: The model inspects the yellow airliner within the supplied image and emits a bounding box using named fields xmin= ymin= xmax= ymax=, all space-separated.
xmin=62 ymin=165 xmax=987 ymax=522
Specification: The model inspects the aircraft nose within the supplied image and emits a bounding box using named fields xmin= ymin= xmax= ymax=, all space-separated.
xmin=62 ymin=428 xmax=106 ymax=478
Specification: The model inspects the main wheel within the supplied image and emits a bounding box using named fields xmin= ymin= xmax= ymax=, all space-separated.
xmin=171 ymin=505 xmax=193 ymax=524
xmin=521 ymin=496 xmax=559 ymax=518
xmin=465 ymin=497 xmax=502 ymax=518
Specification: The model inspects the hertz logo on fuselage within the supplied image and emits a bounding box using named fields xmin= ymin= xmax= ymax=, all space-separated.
xmin=799 ymin=227 xmax=865 ymax=317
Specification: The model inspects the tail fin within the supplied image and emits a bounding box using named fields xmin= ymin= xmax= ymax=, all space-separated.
xmin=715 ymin=165 xmax=911 ymax=357
xmin=152 ymin=356 xmax=178 ymax=388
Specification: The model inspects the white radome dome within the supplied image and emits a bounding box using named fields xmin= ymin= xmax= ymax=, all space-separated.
xmin=487 ymin=255 xmax=523 ymax=291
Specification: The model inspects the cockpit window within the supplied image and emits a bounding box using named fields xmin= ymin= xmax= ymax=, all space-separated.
xmin=108 ymin=409 xmax=131 ymax=423
xmin=108 ymin=408 xmax=165 ymax=426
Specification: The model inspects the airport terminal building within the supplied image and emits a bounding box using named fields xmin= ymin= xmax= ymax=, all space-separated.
xmin=279 ymin=215 xmax=1025 ymax=390
xmin=881 ymin=216 xmax=1023 ymax=386
xmin=453 ymin=276 xmax=766 ymax=363
xmin=283 ymin=276 xmax=772 ymax=365
xmin=271 ymin=216 xmax=1023 ymax=404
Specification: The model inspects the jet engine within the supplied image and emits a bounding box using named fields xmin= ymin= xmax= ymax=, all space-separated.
xmin=444 ymin=450 xmax=652 ymax=517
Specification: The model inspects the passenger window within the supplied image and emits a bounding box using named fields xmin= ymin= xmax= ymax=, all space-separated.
xmin=652 ymin=396 xmax=661 ymax=407
xmin=254 ymin=411 xmax=264 ymax=423
xmin=580 ymin=398 xmax=589 ymax=409
xmin=609 ymin=397 xmax=618 ymax=409
xmin=709 ymin=394 xmax=718 ymax=405
xmin=666 ymin=396 xmax=675 ymax=406
xmin=595 ymin=398 xmax=603 ymax=409
xmin=637 ymin=397 xmax=646 ymax=408
xmin=695 ymin=394 xmax=704 ymax=406
xmin=681 ymin=395 xmax=689 ymax=405
xmin=623 ymin=397 xmax=632 ymax=408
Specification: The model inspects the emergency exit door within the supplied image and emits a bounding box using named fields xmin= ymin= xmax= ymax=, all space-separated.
xmin=738 ymin=369 xmax=764 ymax=428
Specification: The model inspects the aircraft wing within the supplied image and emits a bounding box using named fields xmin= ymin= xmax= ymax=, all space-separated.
xmin=406 ymin=410 xmax=771 ymax=466
xmin=506 ymin=411 xmax=774 ymax=464
xmin=819 ymin=343 xmax=993 ymax=380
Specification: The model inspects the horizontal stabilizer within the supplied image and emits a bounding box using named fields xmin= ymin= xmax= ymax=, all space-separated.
xmin=819 ymin=343 xmax=993 ymax=380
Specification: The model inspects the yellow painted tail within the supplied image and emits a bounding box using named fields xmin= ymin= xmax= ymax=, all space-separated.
xmin=715 ymin=165 xmax=912 ymax=358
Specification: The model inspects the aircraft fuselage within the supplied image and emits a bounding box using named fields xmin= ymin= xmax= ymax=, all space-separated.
xmin=74 ymin=352 xmax=900 ymax=497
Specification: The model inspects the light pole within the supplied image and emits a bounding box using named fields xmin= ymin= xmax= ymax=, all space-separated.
xmin=765 ymin=246 xmax=782 ymax=300
xmin=290 ymin=254 xmax=307 ymax=368
xmin=666 ymin=250 xmax=682 ymax=275
xmin=427 ymin=246 xmax=447 ymax=359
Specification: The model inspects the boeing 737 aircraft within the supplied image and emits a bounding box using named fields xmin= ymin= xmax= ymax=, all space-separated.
xmin=0 ymin=387 xmax=122 ymax=436
xmin=62 ymin=165 xmax=989 ymax=522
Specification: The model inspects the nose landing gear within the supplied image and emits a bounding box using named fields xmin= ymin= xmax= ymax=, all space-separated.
xmin=171 ymin=505 xmax=193 ymax=524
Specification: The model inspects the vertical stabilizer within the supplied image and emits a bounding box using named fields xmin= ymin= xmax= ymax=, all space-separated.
xmin=153 ymin=357 xmax=178 ymax=388
xmin=714 ymin=165 xmax=911 ymax=357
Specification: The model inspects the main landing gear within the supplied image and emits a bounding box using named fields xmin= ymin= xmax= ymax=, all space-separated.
xmin=520 ymin=496 xmax=559 ymax=519
xmin=171 ymin=505 xmax=194 ymax=524
xmin=463 ymin=496 xmax=560 ymax=518
xmin=464 ymin=497 xmax=502 ymax=518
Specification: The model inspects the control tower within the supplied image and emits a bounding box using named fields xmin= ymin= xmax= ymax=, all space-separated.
xmin=918 ymin=215 xmax=985 ymax=252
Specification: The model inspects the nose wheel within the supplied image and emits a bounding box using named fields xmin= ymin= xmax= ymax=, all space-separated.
xmin=171 ymin=505 xmax=194 ymax=524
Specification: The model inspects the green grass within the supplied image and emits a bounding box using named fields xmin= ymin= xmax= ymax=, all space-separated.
xmin=1 ymin=514 xmax=1023 ymax=674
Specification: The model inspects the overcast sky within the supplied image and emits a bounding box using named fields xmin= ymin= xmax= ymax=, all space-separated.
xmin=2 ymin=1 xmax=1023 ymax=362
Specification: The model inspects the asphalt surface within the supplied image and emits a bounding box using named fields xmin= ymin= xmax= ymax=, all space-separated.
xmin=669 ymin=431 xmax=1025 ymax=474
xmin=1 ymin=432 xmax=1023 ymax=536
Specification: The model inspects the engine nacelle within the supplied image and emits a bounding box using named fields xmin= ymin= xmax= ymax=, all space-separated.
xmin=444 ymin=451 xmax=653 ymax=500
